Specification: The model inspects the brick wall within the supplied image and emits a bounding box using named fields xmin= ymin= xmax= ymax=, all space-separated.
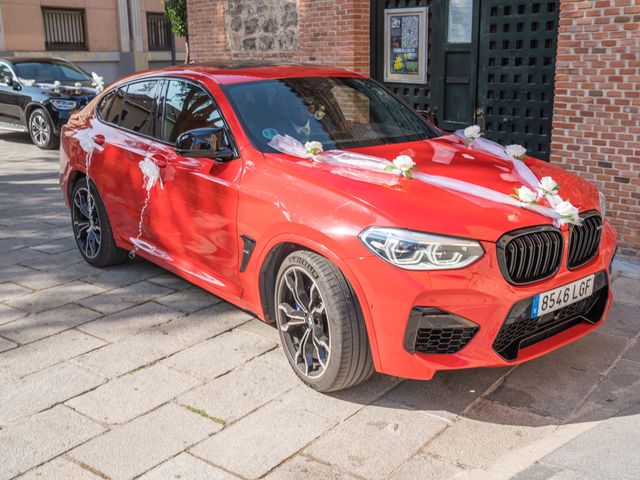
xmin=551 ymin=0 xmax=640 ymax=257
xmin=187 ymin=0 xmax=370 ymax=74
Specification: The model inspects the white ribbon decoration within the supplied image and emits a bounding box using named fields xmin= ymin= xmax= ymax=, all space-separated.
xmin=130 ymin=157 xmax=164 ymax=258
xmin=268 ymin=134 xmax=575 ymax=227
xmin=21 ymin=78 xmax=101 ymax=95
xmin=453 ymin=132 xmax=581 ymax=225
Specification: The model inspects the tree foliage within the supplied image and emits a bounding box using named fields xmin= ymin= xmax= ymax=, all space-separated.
xmin=163 ymin=0 xmax=188 ymax=39
xmin=163 ymin=0 xmax=189 ymax=62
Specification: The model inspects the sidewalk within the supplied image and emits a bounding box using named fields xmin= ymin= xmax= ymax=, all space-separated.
xmin=1 ymin=132 xmax=639 ymax=480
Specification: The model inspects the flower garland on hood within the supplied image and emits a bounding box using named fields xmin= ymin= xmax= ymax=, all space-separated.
xmin=269 ymin=130 xmax=582 ymax=227
xmin=19 ymin=72 xmax=104 ymax=94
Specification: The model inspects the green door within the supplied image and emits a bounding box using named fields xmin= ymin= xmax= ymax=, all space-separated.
xmin=476 ymin=1 xmax=560 ymax=160
xmin=373 ymin=0 xmax=560 ymax=160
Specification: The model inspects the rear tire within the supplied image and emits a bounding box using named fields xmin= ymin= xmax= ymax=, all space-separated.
xmin=28 ymin=109 xmax=59 ymax=150
xmin=70 ymin=178 xmax=128 ymax=267
xmin=274 ymin=250 xmax=374 ymax=392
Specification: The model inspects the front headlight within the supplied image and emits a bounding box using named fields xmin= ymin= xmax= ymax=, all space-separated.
xmin=599 ymin=191 xmax=607 ymax=219
xmin=50 ymin=99 xmax=77 ymax=110
xmin=359 ymin=227 xmax=484 ymax=270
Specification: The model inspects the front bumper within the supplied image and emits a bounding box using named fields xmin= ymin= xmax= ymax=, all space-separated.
xmin=346 ymin=220 xmax=617 ymax=380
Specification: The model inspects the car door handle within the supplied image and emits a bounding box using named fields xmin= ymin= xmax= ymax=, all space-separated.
xmin=92 ymin=134 xmax=105 ymax=146
xmin=151 ymin=154 xmax=168 ymax=168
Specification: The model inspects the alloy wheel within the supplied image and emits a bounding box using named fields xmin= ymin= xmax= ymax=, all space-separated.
xmin=30 ymin=113 xmax=50 ymax=147
xmin=72 ymin=186 xmax=101 ymax=259
xmin=276 ymin=266 xmax=331 ymax=378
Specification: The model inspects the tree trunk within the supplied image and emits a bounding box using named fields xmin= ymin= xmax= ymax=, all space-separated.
xmin=184 ymin=35 xmax=190 ymax=64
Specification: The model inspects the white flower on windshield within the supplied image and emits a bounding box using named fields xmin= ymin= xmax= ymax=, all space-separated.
xmin=537 ymin=176 xmax=560 ymax=197
xmin=463 ymin=125 xmax=483 ymax=146
xmin=554 ymin=200 xmax=580 ymax=224
xmin=304 ymin=141 xmax=323 ymax=156
xmin=385 ymin=154 xmax=418 ymax=179
xmin=512 ymin=185 xmax=538 ymax=204
xmin=91 ymin=72 xmax=105 ymax=92
xmin=505 ymin=144 xmax=527 ymax=160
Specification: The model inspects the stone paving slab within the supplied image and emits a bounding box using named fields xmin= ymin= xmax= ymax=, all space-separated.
xmin=0 ymin=336 xmax=17 ymax=353
xmin=71 ymin=327 xmax=193 ymax=378
xmin=158 ymin=301 xmax=254 ymax=344
xmin=192 ymin=395 xmax=334 ymax=479
xmin=77 ymin=301 xmax=182 ymax=342
xmin=67 ymin=363 xmax=200 ymax=425
xmin=177 ymin=350 xmax=299 ymax=423
xmin=264 ymin=455 xmax=357 ymax=480
xmin=69 ymin=403 xmax=221 ymax=479
xmin=139 ymin=452 xmax=239 ymax=480
xmin=17 ymin=457 xmax=103 ymax=480
xmin=305 ymin=399 xmax=449 ymax=480
xmin=0 ymin=362 xmax=105 ymax=425
xmin=78 ymin=281 xmax=173 ymax=315
xmin=155 ymin=285 xmax=223 ymax=313
xmin=0 ymin=329 xmax=105 ymax=377
xmin=164 ymin=328 xmax=277 ymax=380
xmin=6 ymin=281 xmax=105 ymax=314
xmin=0 ymin=303 xmax=102 ymax=344
xmin=0 ymin=406 xmax=105 ymax=480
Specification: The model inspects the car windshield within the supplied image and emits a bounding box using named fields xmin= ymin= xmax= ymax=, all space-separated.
xmin=222 ymin=76 xmax=439 ymax=152
xmin=13 ymin=61 xmax=90 ymax=83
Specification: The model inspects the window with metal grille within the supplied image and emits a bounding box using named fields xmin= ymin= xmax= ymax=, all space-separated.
xmin=147 ymin=13 xmax=172 ymax=51
xmin=42 ymin=8 xmax=87 ymax=51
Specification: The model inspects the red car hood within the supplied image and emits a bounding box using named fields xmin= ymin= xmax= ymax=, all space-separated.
xmin=264 ymin=134 xmax=600 ymax=242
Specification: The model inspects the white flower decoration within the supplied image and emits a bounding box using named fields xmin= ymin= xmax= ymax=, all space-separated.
xmin=385 ymin=154 xmax=418 ymax=179
xmin=139 ymin=157 xmax=163 ymax=191
xmin=554 ymin=200 xmax=580 ymax=224
xmin=537 ymin=176 xmax=560 ymax=197
xmin=463 ymin=125 xmax=482 ymax=143
xmin=21 ymin=78 xmax=35 ymax=87
xmin=91 ymin=72 xmax=104 ymax=92
xmin=74 ymin=82 xmax=82 ymax=88
xmin=304 ymin=141 xmax=323 ymax=156
xmin=53 ymin=80 xmax=61 ymax=88
xmin=513 ymin=185 xmax=538 ymax=204
xmin=505 ymin=144 xmax=527 ymax=160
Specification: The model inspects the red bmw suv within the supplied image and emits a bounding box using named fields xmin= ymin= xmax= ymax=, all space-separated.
xmin=60 ymin=64 xmax=616 ymax=392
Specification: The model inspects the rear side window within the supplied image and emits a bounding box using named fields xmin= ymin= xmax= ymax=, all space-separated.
xmin=162 ymin=79 xmax=225 ymax=144
xmin=120 ymin=80 xmax=161 ymax=137
xmin=98 ymin=88 xmax=125 ymax=125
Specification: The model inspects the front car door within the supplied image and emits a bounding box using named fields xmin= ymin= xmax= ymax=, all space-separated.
xmin=144 ymin=78 xmax=243 ymax=298
xmin=0 ymin=63 xmax=25 ymax=127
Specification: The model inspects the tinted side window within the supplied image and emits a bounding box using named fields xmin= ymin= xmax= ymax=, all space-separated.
xmin=162 ymin=80 xmax=225 ymax=144
xmin=120 ymin=80 xmax=160 ymax=136
xmin=100 ymin=88 xmax=125 ymax=125
xmin=0 ymin=64 xmax=13 ymax=82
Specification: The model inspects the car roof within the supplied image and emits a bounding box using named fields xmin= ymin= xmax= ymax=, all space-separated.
xmin=1 ymin=56 xmax=74 ymax=65
xmin=137 ymin=61 xmax=366 ymax=85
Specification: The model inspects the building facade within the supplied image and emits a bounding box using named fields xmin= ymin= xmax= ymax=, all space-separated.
xmin=187 ymin=0 xmax=639 ymax=257
xmin=0 ymin=0 xmax=186 ymax=82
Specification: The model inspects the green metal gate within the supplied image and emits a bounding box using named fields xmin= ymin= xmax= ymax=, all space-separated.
xmin=372 ymin=0 xmax=560 ymax=160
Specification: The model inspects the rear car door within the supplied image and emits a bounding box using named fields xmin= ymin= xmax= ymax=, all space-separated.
xmin=92 ymin=79 xmax=163 ymax=245
xmin=144 ymin=78 xmax=243 ymax=297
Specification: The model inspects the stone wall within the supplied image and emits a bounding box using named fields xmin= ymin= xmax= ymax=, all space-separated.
xmin=225 ymin=0 xmax=299 ymax=52
xmin=187 ymin=0 xmax=370 ymax=73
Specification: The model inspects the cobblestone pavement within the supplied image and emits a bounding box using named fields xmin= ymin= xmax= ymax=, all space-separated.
xmin=1 ymin=132 xmax=639 ymax=480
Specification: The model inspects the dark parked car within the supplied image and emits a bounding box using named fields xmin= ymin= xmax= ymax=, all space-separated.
xmin=0 ymin=57 xmax=101 ymax=149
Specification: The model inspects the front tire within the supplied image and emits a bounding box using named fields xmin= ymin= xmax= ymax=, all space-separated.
xmin=274 ymin=250 xmax=374 ymax=392
xmin=71 ymin=178 xmax=128 ymax=267
xmin=28 ymin=109 xmax=59 ymax=149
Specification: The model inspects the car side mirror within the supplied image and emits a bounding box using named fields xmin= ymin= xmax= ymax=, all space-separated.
xmin=175 ymin=127 xmax=234 ymax=161
xmin=416 ymin=109 xmax=437 ymax=126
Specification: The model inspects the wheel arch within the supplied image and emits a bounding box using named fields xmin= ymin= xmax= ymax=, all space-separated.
xmin=256 ymin=237 xmax=382 ymax=370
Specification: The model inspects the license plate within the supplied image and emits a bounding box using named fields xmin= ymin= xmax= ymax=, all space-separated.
xmin=531 ymin=274 xmax=595 ymax=318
